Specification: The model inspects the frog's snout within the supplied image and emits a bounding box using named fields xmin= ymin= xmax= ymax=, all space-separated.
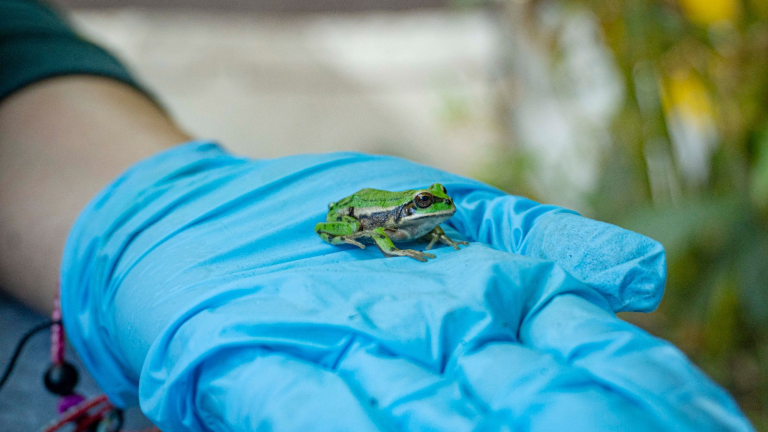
xmin=444 ymin=197 xmax=456 ymax=211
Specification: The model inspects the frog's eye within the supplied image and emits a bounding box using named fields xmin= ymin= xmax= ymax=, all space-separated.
xmin=414 ymin=193 xmax=434 ymax=208
xmin=440 ymin=184 xmax=447 ymax=194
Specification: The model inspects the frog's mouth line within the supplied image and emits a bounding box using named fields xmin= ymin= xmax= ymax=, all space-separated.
xmin=406 ymin=209 xmax=456 ymax=220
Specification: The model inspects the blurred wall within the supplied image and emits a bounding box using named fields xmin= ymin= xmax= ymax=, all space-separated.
xmin=70 ymin=9 xmax=502 ymax=176
xmin=57 ymin=0 xmax=448 ymax=12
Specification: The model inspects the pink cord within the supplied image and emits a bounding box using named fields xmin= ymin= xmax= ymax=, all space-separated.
xmin=48 ymin=286 xmax=163 ymax=432
xmin=50 ymin=293 xmax=64 ymax=365
xmin=42 ymin=395 xmax=109 ymax=432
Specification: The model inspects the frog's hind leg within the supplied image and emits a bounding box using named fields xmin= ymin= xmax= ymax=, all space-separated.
xmin=317 ymin=219 xmax=436 ymax=261
xmin=369 ymin=227 xmax=436 ymax=262
xmin=315 ymin=217 xmax=366 ymax=249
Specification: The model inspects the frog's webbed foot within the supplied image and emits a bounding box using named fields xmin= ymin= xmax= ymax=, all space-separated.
xmin=422 ymin=225 xmax=469 ymax=251
xmin=442 ymin=238 xmax=470 ymax=251
xmin=383 ymin=248 xmax=436 ymax=262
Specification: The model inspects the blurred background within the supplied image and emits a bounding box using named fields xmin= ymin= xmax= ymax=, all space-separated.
xmin=1 ymin=0 xmax=767 ymax=429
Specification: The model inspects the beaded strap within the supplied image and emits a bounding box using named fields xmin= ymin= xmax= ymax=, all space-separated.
xmin=50 ymin=296 xmax=64 ymax=365
xmin=42 ymin=286 xmax=161 ymax=432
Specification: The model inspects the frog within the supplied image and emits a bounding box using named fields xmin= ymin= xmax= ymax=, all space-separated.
xmin=315 ymin=183 xmax=468 ymax=261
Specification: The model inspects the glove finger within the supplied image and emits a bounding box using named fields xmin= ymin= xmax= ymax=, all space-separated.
xmin=335 ymin=338 xmax=509 ymax=431
xmin=520 ymin=293 xmax=752 ymax=431
xmin=131 ymin=246 xmax=609 ymax=432
xmin=129 ymin=246 xmax=573 ymax=432
xmin=195 ymin=348 xmax=386 ymax=432
xmin=456 ymin=341 xmax=664 ymax=431
xmin=139 ymin=309 xmax=385 ymax=432
xmin=140 ymin=301 xmax=503 ymax=431
xmin=517 ymin=212 xmax=666 ymax=313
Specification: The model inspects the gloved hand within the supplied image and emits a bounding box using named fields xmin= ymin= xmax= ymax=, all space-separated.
xmin=61 ymin=141 xmax=752 ymax=431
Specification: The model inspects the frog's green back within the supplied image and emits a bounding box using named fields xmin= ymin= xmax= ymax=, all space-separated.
xmin=332 ymin=188 xmax=414 ymax=211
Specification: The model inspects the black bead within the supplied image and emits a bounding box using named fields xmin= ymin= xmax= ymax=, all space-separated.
xmin=43 ymin=362 xmax=79 ymax=395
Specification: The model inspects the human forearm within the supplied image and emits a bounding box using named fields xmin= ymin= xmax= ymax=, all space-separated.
xmin=0 ymin=76 xmax=189 ymax=312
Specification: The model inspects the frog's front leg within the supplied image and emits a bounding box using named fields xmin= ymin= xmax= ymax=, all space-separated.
xmin=421 ymin=225 xmax=469 ymax=251
xmin=315 ymin=216 xmax=366 ymax=249
xmin=369 ymin=227 xmax=436 ymax=262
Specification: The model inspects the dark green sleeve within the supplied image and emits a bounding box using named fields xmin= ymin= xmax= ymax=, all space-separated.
xmin=0 ymin=0 xmax=157 ymax=104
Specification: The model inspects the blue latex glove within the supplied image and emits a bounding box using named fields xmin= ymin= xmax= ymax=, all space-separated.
xmin=61 ymin=141 xmax=752 ymax=431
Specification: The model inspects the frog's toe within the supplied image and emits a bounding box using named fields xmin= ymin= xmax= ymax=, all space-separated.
xmin=341 ymin=237 xmax=366 ymax=249
xmin=383 ymin=248 xmax=435 ymax=262
xmin=404 ymin=252 xmax=429 ymax=262
xmin=406 ymin=250 xmax=436 ymax=262
xmin=453 ymin=241 xmax=470 ymax=250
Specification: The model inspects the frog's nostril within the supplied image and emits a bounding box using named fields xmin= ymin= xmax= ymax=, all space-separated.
xmin=445 ymin=198 xmax=452 ymax=205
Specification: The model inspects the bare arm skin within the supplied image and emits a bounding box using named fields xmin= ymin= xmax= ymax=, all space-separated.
xmin=0 ymin=76 xmax=191 ymax=312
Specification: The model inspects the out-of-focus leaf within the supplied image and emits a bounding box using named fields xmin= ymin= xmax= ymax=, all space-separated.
xmin=736 ymin=234 xmax=768 ymax=327
xmin=749 ymin=0 xmax=768 ymax=19
xmin=474 ymin=147 xmax=541 ymax=202
xmin=665 ymin=251 xmax=720 ymax=321
xmin=750 ymin=126 xmax=768 ymax=212
xmin=591 ymin=141 xmax=649 ymax=222
xmin=703 ymin=274 xmax=741 ymax=358
xmin=621 ymin=197 xmax=744 ymax=257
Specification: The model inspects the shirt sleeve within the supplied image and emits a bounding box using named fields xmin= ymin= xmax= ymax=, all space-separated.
xmin=0 ymin=0 xmax=158 ymax=105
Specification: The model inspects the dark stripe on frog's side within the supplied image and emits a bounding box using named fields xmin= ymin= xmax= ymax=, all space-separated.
xmin=356 ymin=203 xmax=408 ymax=231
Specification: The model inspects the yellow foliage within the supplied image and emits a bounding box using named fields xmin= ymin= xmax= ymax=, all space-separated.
xmin=750 ymin=0 xmax=768 ymax=18
xmin=678 ymin=0 xmax=741 ymax=25
xmin=660 ymin=69 xmax=715 ymax=126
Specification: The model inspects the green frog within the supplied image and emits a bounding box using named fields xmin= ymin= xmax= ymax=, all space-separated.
xmin=315 ymin=183 xmax=468 ymax=261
